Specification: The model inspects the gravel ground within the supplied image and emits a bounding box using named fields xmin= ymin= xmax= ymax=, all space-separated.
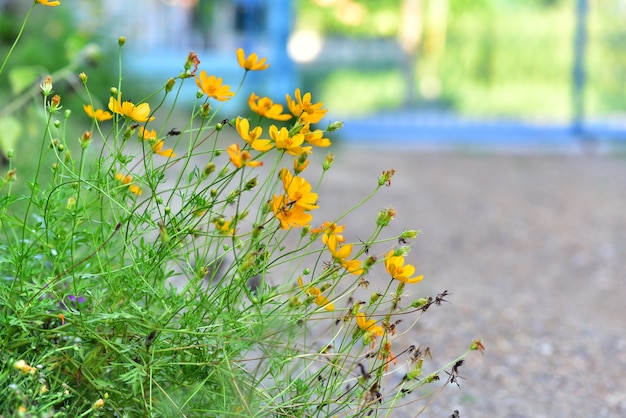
xmin=313 ymin=145 xmax=626 ymax=418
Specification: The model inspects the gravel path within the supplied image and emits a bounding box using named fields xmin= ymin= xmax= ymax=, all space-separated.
xmin=315 ymin=146 xmax=626 ymax=417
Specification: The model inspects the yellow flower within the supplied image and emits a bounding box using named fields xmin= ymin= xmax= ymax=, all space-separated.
xmin=115 ymin=173 xmax=142 ymax=196
xmin=213 ymin=218 xmax=235 ymax=236
xmin=293 ymin=155 xmax=309 ymax=174
xmin=227 ymin=143 xmax=262 ymax=168
xmin=282 ymin=173 xmax=318 ymax=210
xmin=93 ymin=398 xmax=105 ymax=409
xmin=14 ymin=359 xmax=37 ymax=374
xmin=269 ymin=125 xmax=311 ymax=156
xmin=235 ymin=117 xmax=273 ymax=151
xmin=138 ymin=127 xmax=157 ymax=140
xmin=271 ymin=194 xmax=312 ymax=229
xmin=384 ymin=251 xmax=423 ymax=284
xmin=108 ymin=95 xmax=155 ymax=123
xmin=195 ymin=70 xmax=234 ymax=101
xmin=36 ymin=0 xmax=60 ymax=6
xmin=248 ymin=93 xmax=292 ymax=121
xmin=152 ymin=140 xmax=177 ymax=158
xmin=286 ymin=88 xmax=327 ymax=124
xmin=313 ymin=221 xmax=346 ymax=250
xmin=236 ymin=48 xmax=270 ymax=71
xmin=302 ymin=125 xmax=331 ymax=147
xmin=138 ymin=128 xmax=176 ymax=157
xmin=327 ymin=240 xmax=364 ymax=275
xmin=297 ymin=276 xmax=334 ymax=311
xmin=83 ymin=104 xmax=113 ymax=122
xmin=355 ymin=312 xmax=384 ymax=339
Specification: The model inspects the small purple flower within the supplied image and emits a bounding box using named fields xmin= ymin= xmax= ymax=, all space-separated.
xmin=67 ymin=295 xmax=86 ymax=305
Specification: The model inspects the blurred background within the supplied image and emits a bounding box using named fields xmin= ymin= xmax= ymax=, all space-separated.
xmin=2 ymin=0 xmax=626 ymax=149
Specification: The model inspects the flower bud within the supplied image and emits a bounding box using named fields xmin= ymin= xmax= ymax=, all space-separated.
xmin=110 ymin=87 xmax=118 ymax=97
xmin=165 ymin=78 xmax=176 ymax=93
xmin=370 ymin=292 xmax=383 ymax=304
xmin=118 ymin=36 xmax=126 ymax=46
xmin=203 ymin=162 xmax=216 ymax=177
xmin=40 ymin=75 xmax=53 ymax=96
xmin=79 ymin=72 xmax=88 ymax=84
xmin=303 ymin=267 xmax=310 ymax=275
xmin=322 ymin=153 xmax=334 ymax=171
xmin=48 ymin=95 xmax=62 ymax=113
xmin=64 ymin=109 xmax=72 ymax=119
xmin=80 ymin=131 xmax=92 ymax=149
xmin=245 ymin=177 xmax=257 ymax=190
xmin=376 ymin=206 xmax=396 ymax=226
xmin=378 ymin=169 xmax=396 ymax=187
xmin=196 ymin=89 xmax=204 ymax=99
xmin=215 ymin=122 xmax=223 ymax=131
xmin=7 ymin=149 xmax=14 ymax=159
xmin=54 ymin=120 xmax=61 ymax=129
xmin=327 ymin=120 xmax=344 ymax=132
xmin=66 ymin=196 xmax=76 ymax=210
xmin=401 ymin=229 xmax=420 ymax=239
xmin=200 ymin=103 xmax=211 ymax=118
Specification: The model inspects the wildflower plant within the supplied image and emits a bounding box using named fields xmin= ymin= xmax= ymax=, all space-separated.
xmin=0 ymin=3 xmax=483 ymax=417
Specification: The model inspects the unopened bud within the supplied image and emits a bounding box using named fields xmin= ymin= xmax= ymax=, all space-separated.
xmin=245 ymin=178 xmax=257 ymax=190
xmin=110 ymin=87 xmax=118 ymax=97
xmin=200 ymin=103 xmax=211 ymax=118
xmin=40 ymin=75 xmax=53 ymax=96
xmin=378 ymin=169 xmax=396 ymax=187
xmin=79 ymin=72 xmax=88 ymax=84
xmin=66 ymin=196 xmax=76 ymax=210
xmin=327 ymin=120 xmax=344 ymax=132
xmin=118 ymin=36 xmax=126 ymax=46
xmin=376 ymin=206 xmax=396 ymax=226
xmin=80 ymin=131 xmax=92 ymax=149
xmin=165 ymin=78 xmax=176 ymax=93
xmin=49 ymin=95 xmax=62 ymax=113
xmin=401 ymin=229 xmax=420 ymax=239
xmin=322 ymin=153 xmax=334 ymax=171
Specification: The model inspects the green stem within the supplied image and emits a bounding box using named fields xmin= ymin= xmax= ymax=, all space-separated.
xmin=0 ymin=5 xmax=35 ymax=80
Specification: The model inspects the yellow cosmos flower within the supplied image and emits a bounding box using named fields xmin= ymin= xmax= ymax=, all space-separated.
xmin=302 ymin=125 xmax=331 ymax=147
xmin=227 ymin=143 xmax=262 ymax=168
xmin=108 ymin=95 xmax=155 ymax=123
xmin=283 ymin=174 xmax=318 ymax=210
xmin=248 ymin=93 xmax=292 ymax=121
xmin=36 ymin=0 xmax=60 ymax=6
xmin=355 ymin=312 xmax=384 ymax=339
xmin=271 ymin=194 xmax=312 ymax=229
xmin=327 ymin=241 xmax=363 ymax=275
xmin=152 ymin=140 xmax=177 ymax=158
xmin=115 ymin=173 xmax=142 ymax=196
xmin=83 ymin=104 xmax=113 ymax=122
xmin=138 ymin=127 xmax=157 ymax=140
xmin=384 ymin=251 xmax=423 ymax=284
xmin=235 ymin=117 xmax=273 ymax=151
xmin=269 ymin=125 xmax=311 ymax=156
xmin=286 ymin=88 xmax=327 ymax=124
xmin=293 ymin=155 xmax=309 ymax=174
xmin=236 ymin=48 xmax=270 ymax=71
xmin=297 ymin=276 xmax=334 ymax=311
xmin=195 ymin=70 xmax=234 ymax=101
xmin=138 ymin=128 xmax=176 ymax=157
xmin=313 ymin=221 xmax=346 ymax=250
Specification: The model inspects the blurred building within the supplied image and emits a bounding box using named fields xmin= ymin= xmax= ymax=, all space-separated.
xmin=71 ymin=0 xmax=296 ymax=108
